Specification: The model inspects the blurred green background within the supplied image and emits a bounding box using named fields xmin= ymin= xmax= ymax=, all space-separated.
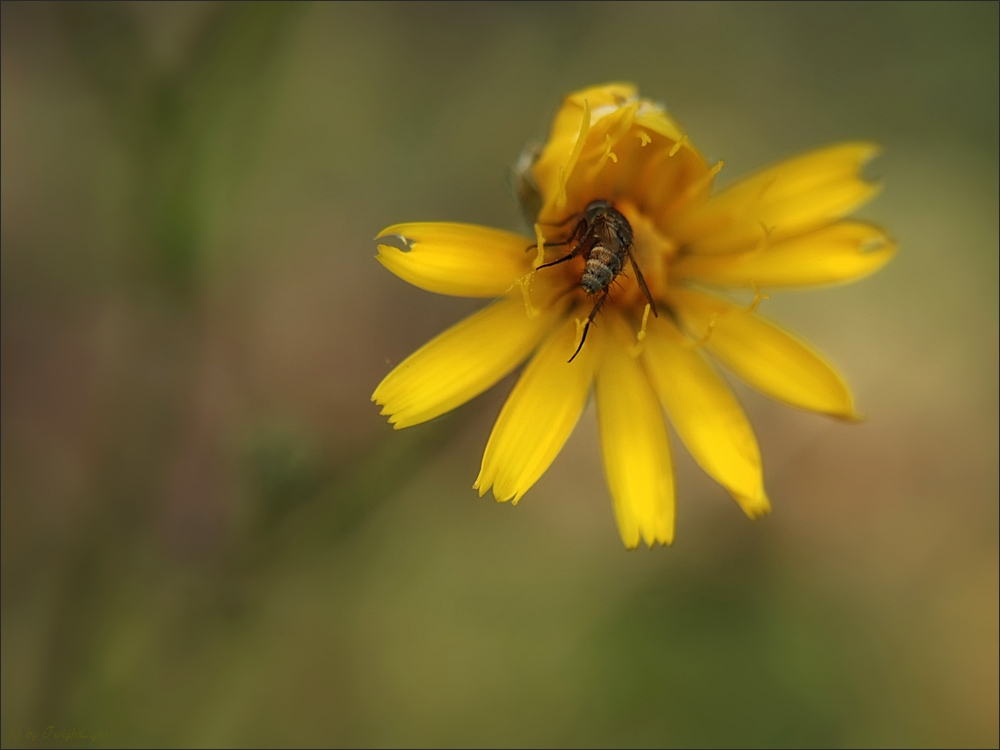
xmin=1 ymin=2 xmax=997 ymax=746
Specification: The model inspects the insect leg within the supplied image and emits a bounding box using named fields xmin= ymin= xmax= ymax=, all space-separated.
xmin=536 ymin=219 xmax=592 ymax=270
xmin=568 ymin=290 xmax=610 ymax=363
xmin=628 ymin=253 xmax=659 ymax=317
xmin=526 ymin=239 xmax=571 ymax=253
xmin=536 ymin=253 xmax=577 ymax=270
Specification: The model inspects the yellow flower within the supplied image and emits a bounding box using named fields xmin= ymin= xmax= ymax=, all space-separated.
xmin=372 ymin=83 xmax=894 ymax=548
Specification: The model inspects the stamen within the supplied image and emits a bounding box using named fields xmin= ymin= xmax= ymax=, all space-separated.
xmin=558 ymin=98 xmax=591 ymax=209
xmin=516 ymin=274 xmax=539 ymax=318
xmin=533 ymin=223 xmax=547 ymax=269
xmin=755 ymin=175 xmax=779 ymax=202
xmin=745 ymin=282 xmax=770 ymax=313
xmin=638 ymin=302 xmax=651 ymax=340
xmin=630 ymin=303 xmax=652 ymax=357
xmin=606 ymin=104 xmax=636 ymax=146
xmin=597 ymin=134 xmax=618 ymax=169
xmin=680 ymin=160 xmax=724 ymax=202
xmin=590 ymin=106 xmax=636 ymax=179
xmin=752 ymin=222 xmax=776 ymax=254
xmin=637 ymin=130 xmax=652 ymax=147
xmin=682 ymin=313 xmax=718 ymax=350
xmin=668 ymin=134 xmax=689 ymax=157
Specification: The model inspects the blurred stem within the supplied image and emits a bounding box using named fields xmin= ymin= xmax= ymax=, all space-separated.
xmin=31 ymin=2 xmax=304 ymax=727
xmin=244 ymin=415 xmax=464 ymax=569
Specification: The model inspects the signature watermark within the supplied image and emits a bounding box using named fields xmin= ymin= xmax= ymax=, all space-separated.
xmin=7 ymin=726 xmax=108 ymax=743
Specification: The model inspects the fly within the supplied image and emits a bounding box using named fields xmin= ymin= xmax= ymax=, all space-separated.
xmin=535 ymin=200 xmax=658 ymax=362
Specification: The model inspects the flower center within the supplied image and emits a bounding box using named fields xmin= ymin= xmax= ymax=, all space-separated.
xmin=616 ymin=200 xmax=677 ymax=306
xmin=533 ymin=198 xmax=678 ymax=322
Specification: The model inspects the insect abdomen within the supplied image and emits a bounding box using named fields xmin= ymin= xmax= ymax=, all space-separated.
xmin=581 ymin=245 xmax=622 ymax=294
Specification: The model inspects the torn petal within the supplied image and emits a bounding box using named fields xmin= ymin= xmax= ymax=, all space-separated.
xmin=376 ymin=222 xmax=534 ymax=297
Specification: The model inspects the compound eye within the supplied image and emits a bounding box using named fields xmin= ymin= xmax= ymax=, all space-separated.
xmin=585 ymin=200 xmax=612 ymax=220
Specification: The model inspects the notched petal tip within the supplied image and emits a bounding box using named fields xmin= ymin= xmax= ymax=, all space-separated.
xmin=857 ymin=141 xmax=882 ymax=161
xmin=813 ymin=382 xmax=863 ymax=422
xmin=861 ymin=180 xmax=885 ymax=202
xmin=374 ymin=245 xmax=403 ymax=267
xmin=671 ymin=220 xmax=897 ymax=290
xmin=733 ymin=490 xmax=772 ymax=520
xmin=476 ymin=316 xmax=599 ymax=511
xmin=671 ymin=140 xmax=889 ymax=255
xmin=598 ymin=321 xmax=677 ymax=552
xmin=375 ymin=224 xmax=416 ymax=242
xmin=860 ymin=226 xmax=896 ymax=252
xmin=830 ymin=409 xmax=866 ymax=424
xmin=374 ymin=223 xmax=536 ymax=297
xmin=623 ymin=534 xmax=674 ymax=550
xmin=493 ymin=487 xmax=515 ymax=504
xmin=806 ymin=140 xmax=882 ymax=168
xmin=375 ymin=225 xmax=416 ymax=251
xmin=668 ymin=289 xmax=861 ymax=419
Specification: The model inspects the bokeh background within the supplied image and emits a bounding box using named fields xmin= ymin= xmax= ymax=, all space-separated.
xmin=2 ymin=2 xmax=997 ymax=746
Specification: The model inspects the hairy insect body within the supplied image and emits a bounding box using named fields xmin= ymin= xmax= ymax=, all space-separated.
xmin=573 ymin=201 xmax=634 ymax=296
xmin=582 ymin=245 xmax=624 ymax=294
xmin=534 ymin=200 xmax=657 ymax=361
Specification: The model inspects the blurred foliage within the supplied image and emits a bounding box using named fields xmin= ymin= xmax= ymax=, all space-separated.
xmin=58 ymin=2 xmax=302 ymax=294
xmin=1 ymin=2 xmax=997 ymax=747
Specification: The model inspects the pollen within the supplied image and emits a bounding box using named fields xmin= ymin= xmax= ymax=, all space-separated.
xmin=637 ymin=130 xmax=652 ymax=147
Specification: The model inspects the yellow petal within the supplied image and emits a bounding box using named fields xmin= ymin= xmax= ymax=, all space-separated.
xmin=667 ymin=288 xmax=859 ymax=419
xmin=543 ymin=83 xmax=638 ymax=155
xmin=376 ymin=223 xmax=533 ymax=297
xmin=596 ymin=315 xmax=675 ymax=548
xmin=671 ymin=222 xmax=896 ymax=289
xmin=372 ymin=294 xmax=564 ymax=430
xmin=533 ymin=83 xmax=706 ymax=224
xmin=475 ymin=312 xmax=601 ymax=504
xmin=642 ymin=316 xmax=769 ymax=518
xmin=549 ymin=83 xmax=689 ymax=154
xmin=670 ymin=142 xmax=881 ymax=255
xmin=634 ymin=105 xmax=686 ymax=145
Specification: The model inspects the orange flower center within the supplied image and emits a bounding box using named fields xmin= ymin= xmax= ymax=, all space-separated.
xmin=536 ymin=198 xmax=678 ymax=321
